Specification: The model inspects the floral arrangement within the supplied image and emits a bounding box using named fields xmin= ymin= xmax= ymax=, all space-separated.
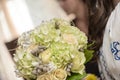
xmin=13 ymin=18 xmax=95 ymax=80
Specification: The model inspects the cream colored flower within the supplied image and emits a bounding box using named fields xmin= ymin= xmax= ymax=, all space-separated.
xmin=52 ymin=69 xmax=67 ymax=80
xmin=62 ymin=34 xmax=78 ymax=45
xmin=71 ymin=52 xmax=86 ymax=74
xmin=37 ymin=74 xmax=53 ymax=80
xmin=39 ymin=49 xmax=52 ymax=63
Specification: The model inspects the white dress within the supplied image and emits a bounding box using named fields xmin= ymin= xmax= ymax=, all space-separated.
xmin=98 ymin=2 xmax=120 ymax=80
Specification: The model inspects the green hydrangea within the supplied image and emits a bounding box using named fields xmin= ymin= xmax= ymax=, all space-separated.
xmin=14 ymin=18 xmax=89 ymax=80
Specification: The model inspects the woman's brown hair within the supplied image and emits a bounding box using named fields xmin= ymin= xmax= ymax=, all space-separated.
xmin=84 ymin=0 xmax=115 ymax=52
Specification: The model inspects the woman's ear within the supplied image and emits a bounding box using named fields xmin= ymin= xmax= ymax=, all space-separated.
xmin=67 ymin=13 xmax=76 ymax=21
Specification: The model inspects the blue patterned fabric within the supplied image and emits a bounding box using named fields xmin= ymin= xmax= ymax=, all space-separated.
xmin=110 ymin=42 xmax=120 ymax=60
xmin=98 ymin=2 xmax=120 ymax=80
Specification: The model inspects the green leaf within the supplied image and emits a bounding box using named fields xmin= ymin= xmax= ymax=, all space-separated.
xmin=87 ymin=41 xmax=95 ymax=48
xmin=84 ymin=49 xmax=94 ymax=64
xmin=67 ymin=72 xmax=86 ymax=80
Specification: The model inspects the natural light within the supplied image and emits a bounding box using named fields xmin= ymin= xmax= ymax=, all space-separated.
xmin=6 ymin=0 xmax=34 ymax=35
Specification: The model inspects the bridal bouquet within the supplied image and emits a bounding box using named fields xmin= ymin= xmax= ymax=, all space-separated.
xmin=13 ymin=18 xmax=94 ymax=80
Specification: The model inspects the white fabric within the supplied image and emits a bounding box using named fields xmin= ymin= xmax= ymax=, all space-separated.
xmin=0 ymin=26 xmax=23 ymax=80
xmin=1 ymin=0 xmax=69 ymax=42
xmin=98 ymin=2 xmax=120 ymax=80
